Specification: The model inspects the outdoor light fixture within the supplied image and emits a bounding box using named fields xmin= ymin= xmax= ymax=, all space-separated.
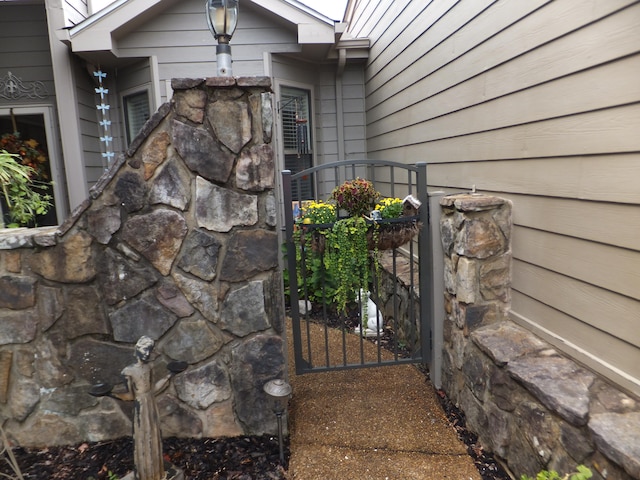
xmin=206 ymin=0 xmax=239 ymax=77
xmin=263 ymin=378 xmax=292 ymax=464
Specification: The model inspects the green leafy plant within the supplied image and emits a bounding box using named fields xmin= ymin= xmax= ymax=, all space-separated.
xmin=520 ymin=465 xmax=592 ymax=480
xmin=299 ymin=200 xmax=336 ymax=225
xmin=290 ymin=182 xmax=406 ymax=314
xmin=374 ymin=197 xmax=403 ymax=219
xmin=0 ymin=150 xmax=52 ymax=228
xmin=324 ymin=216 xmax=373 ymax=313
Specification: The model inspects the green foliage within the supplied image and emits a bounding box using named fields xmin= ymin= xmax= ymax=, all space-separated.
xmin=288 ymin=181 xmax=402 ymax=314
xmin=324 ymin=216 xmax=372 ymax=313
xmin=520 ymin=465 xmax=592 ymax=480
xmin=298 ymin=200 xmax=336 ymax=225
xmin=0 ymin=150 xmax=52 ymax=228
xmin=374 ymin=197 xmax=403 ymax=219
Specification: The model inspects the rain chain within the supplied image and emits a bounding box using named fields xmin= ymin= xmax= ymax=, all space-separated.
xmin=94 ymin=70 xmax=114 ymax=170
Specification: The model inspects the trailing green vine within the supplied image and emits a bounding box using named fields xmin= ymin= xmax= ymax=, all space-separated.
xmin=324 ymin=216 xmax=371 ymax=313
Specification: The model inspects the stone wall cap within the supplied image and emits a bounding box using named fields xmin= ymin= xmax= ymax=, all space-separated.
xmin=0 ymin=228 xmax=35 ymax=250
xmin=440 ymin=193 xmax=506 ymax=211
xmin=237 ymin=76 xmax=271 ymax=88
xmin=56 ymin=198 xmax=92 ymax=237
xmin=471 ymin=321 xmax=547 ymax=366
xmin=205 ymin=77 xmax=238 ymax=87
xmin=171 ymin=78 xmax=206 ymax=90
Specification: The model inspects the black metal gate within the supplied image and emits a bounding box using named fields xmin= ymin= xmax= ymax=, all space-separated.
xmin=282 ymin=160 xmax=432 ymax=374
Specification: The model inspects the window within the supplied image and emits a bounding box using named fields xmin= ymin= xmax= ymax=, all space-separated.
xmin=280 ymin=86 xmax=313 ymax=200
xmin=123 ymin=90 xmax=150 ymax=145
xmin=0 ymin=108 xmax=61 ymax=226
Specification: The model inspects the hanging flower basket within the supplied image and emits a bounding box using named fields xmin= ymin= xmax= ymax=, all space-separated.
xmin=292 ymin=180 xmax=422 ymax=313
xmin=302 ymin=215 xmax=421 ymax=254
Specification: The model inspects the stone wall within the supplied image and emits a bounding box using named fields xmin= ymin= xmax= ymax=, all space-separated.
xmin=377 ymin=251 xmax=421 ymax=353
xmin=440 ymin=193 xmax=640 ymax=480
xmin=0 ymin=77 xmax=287 ymax=447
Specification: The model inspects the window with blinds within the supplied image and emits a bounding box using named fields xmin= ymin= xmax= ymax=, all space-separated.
xmin=280 ymin=86 xmax=314 ymax=200
xmin=123 ymin=90 xmax=150 ymax=145
xmin=281 ymin=87 xmax=311 ymax=155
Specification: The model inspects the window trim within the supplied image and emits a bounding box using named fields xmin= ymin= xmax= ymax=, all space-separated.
xmin=121 ymin=88 xmax=151 ymax=146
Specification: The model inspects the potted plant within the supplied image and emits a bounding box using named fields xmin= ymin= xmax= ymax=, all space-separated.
xmin=0 ymin=149 xmax=52 ymax=228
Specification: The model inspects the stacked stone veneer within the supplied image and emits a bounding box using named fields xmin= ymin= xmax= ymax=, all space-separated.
xmin=0 ymin=77 xmax=287 ymax=447
xmin=377 ymin=251 xmax=421 ymax=352
xmin=440 ymin=193 xmax=640 ymax=480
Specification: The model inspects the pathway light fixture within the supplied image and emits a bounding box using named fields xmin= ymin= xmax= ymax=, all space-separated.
xmin=263 ymin=378 xmax=292 ymax=465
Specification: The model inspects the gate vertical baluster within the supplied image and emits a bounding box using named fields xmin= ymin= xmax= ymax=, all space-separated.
xmin=282 ymin=170 xmax=306 ymax=373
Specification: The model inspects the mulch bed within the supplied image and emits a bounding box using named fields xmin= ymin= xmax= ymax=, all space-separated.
xmin=0 ymin=435 xmax=288 ymax=479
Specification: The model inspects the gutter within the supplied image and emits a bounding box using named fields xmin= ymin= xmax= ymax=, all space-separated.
xmin=68 ymin=0 xmax=129 ymax=37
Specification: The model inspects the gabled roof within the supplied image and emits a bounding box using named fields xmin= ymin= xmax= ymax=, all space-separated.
xmin=66 ymin=0 xmax=340 ymax=55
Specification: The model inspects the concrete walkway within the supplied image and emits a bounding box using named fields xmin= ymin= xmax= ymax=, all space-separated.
xmin=285 ymin=321 xmax=481 ymax=480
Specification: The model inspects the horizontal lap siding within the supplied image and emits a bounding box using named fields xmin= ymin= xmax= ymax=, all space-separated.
xmin=116 ymin=0 xmax=300 ymax=82
xmin=0 ymin=4 xmax=56 ymax=106
xmin=348 ymin=0 xmax=640 ymax=395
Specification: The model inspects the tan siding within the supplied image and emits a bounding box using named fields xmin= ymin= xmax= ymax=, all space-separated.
xmin=370 ymin=105 xmax=640 ymax=161
xmin=513 ymin=260 xmax=640 ymax=347
xmin=511 ymin=293 xmax=640 ymax=396
xmin=512 ymin=227 xmax=640 ymax=301
xmin=368 ymin=54 xmax=640 ymax=141
xmin=498 ymin=194 xmax=640 ymax=251
xmin=367 ymin=0 xmax=637 ymax=113
xmin=348 ymin=0 xmax=640 ymax=395
xmin=428 ymin=156 xmax=640 ymax=205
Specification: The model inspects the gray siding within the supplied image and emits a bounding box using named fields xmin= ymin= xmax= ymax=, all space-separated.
xmin=115 ymin=58 xmax=153 ymax=149
xmin=347 ymin=0 xmax=640 ymax=396
xmin=0 ymin=4 xmax=55 ymax=106
xmin=74 ymin=58 xmax=104 ymax=186
xmin=116 ymin=0 xmax=301 ymax=102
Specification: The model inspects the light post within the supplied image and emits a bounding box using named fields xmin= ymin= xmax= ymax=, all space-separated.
xmin=263 ymin=378 xmax=292 ymax=465
xmin=205 ymin=0 xmax=239 ymax=77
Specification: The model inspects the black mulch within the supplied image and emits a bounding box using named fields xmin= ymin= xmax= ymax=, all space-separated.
xmin=0 ymin=435 xmax=288 ymax=479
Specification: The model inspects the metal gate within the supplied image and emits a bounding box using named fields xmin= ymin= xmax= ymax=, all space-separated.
xmin=282 ymin=160 xmax=432 ymax=374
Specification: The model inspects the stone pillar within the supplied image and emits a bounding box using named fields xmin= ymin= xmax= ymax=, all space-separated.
xmin=439 ymin=193 xmax=512 ymax=396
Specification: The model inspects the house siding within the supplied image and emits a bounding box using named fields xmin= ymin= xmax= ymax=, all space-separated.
xmin=115 ymin=0 xmax=301 ymax=102
xmin=0 ymin=4 xmax=56 ymax=106
xmin=347 ymin=0 xmax=640 ymax=396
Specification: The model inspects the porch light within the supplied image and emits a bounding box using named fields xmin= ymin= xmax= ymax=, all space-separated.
xmin=206 ymin=0 xmax=239 ymax=77
xmin=263 ymin=379 xmax=292 ymax=464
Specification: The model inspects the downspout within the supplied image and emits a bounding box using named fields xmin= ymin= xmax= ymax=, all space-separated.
xmin=335 ymin=47 xmax=347 ymax=161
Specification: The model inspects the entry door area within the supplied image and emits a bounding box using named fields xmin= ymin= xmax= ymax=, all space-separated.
xmin=280 ymin=86 xmax=314 ymax=201
xmin=0 ymin=106 xmax=64 ymax=226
